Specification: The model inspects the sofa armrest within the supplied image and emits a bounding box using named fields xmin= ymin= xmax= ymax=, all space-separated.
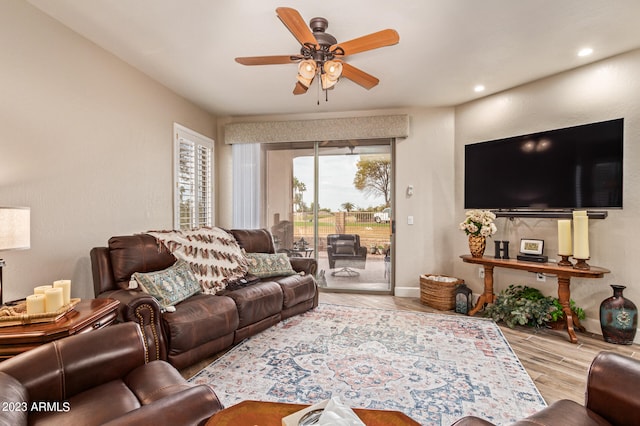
xmin=0 ymin=323 xmax=147 ymax=402
xmin=98 ymin=290 xmax=166 ymax=362
xmin=100 ymin=384 xmax=223 ymax=426
xmin=585 ymin=351 xmax=640 ymax=426
xmin=0 ymin=372 xmax=28 ymax=426
xmin=289 ymin=257 xmax=317 ymax=276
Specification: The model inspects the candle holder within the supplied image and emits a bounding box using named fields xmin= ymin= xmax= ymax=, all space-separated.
xmin=573 ymin=258 xmax=590 ymax=270
xmin=558 ymin=255 xmax=573 ymax=267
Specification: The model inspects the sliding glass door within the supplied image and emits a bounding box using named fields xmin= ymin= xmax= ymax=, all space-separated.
xmin=265 ymin=139 xmax=393 ymax=293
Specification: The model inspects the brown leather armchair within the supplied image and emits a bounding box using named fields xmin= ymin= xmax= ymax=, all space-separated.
xmin=327 ymin=234 xmax=368 ymax=276
xmin=0 ymin=322 xmax=223 ymax=426
xmin=452 ymin=351 xmax=640 ymax=426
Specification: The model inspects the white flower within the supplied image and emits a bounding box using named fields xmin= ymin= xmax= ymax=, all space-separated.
xmin=459 ymin=210 xmax=497 ymax=237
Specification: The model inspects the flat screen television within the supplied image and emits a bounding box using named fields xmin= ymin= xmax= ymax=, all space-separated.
xmin=464 ymin=118 xmax=623 ymax=210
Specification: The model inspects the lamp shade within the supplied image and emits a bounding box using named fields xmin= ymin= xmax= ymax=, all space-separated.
xmin=321 ymin=60 xmax=342 ymax=90
xmin=0 ymin=207 xmax=30 ymax=251
xmin=297 ymin=59 xmax=317 ymax=87
xmin=323 ymin=60 xmax=342 ymax=79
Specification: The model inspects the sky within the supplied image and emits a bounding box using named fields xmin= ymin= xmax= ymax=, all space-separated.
xmin=294 ymin=154 xmax=385 ymax=211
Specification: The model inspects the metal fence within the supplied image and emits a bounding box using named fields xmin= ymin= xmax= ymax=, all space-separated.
xmin=292 ymin=211 xmax=391 ymax=252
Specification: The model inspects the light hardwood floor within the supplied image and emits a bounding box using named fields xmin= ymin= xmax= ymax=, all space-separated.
xmin=181 ymin=293 xmax=640 ymax=406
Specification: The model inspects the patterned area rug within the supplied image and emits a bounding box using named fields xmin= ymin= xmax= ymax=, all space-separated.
xmin=189 ymin=304 xmax=546 ymax=425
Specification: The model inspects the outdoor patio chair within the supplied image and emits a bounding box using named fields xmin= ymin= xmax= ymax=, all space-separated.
xmin=327 ymin=234 xmax=368 ymax=277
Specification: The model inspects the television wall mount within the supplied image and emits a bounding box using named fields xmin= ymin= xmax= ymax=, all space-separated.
xmin=492 ymin=210 xmax=608 ymax=220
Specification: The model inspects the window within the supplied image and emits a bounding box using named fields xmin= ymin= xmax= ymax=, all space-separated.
xmin=174 ymin=123 xmax=213 ymax=230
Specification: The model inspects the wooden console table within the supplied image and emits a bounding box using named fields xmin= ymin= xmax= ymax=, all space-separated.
xmin=460 ymin=255 xmax=610 ymax=343
xmin=0 ymin=298 xmax=119 ymax=359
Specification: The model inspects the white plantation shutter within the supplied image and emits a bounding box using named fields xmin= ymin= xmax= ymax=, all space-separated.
xmin=174 ymin=124 xmax=213 ymax=229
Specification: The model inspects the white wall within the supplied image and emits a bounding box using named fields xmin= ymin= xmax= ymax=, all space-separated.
xmin=453 ymin=49 xmax=640 ymax=338
xmin=217 ymin=107 xmax=456 ymax=295
xmin=0 ymin=2 xmax=215 ymax=301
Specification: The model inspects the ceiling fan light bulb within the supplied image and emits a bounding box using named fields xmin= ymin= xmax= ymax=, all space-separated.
xmin=323 ymin=60 xmax=342 ymax=79
xmin=298 ymin=60 xmax=317 ymax=80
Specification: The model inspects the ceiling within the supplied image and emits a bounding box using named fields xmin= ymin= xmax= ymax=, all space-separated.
xmin=27 ymin=0 xmax=640 ymax=117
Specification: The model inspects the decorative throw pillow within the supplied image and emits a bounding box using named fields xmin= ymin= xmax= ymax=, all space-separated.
xmin=133 ymin=260 xmax=201 ymax=309
xmin=244 ymin=252 xmax=297 ymax=278
xmin=146 ymin=227 xmax=249 ymax=294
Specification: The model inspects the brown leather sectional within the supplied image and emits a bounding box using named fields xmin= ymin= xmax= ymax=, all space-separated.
xmin=452 ymin=351 xmax=640 ymax=426
xmin=90 ymin=228 xmax=318 ymax=369
xmin=0 ymin=322 xmax=223 ymax=425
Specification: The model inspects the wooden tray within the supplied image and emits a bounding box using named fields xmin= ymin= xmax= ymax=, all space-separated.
xmin=0 ymin=298 xmax=81 ymax=327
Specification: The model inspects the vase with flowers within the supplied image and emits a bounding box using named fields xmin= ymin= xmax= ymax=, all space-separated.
xmin=459 ymin=210 xmax=497 ymax=257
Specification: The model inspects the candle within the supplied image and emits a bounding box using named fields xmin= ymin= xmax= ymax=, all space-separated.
xmin=44 ymin=287 xmax=64 ymax=312
xmin=557 ymin=220 xmax=572 ymax=256
xmin=573 ymin=211 xmax=589 ymax=259
xmin=53 ymin=280 xmax=71 ymax=305
xmin=26 ymin=294 xmax=46 ymax=315
xmin=34 ymin=285 xmax=52 ymax=295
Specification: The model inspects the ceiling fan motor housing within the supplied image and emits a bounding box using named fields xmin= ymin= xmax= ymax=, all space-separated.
xmin=303 ymin=17 xmax=338 ymax=63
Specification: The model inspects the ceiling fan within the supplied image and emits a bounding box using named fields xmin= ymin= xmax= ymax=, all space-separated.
xmin=235 ymin=7 xmax=399 ymax=96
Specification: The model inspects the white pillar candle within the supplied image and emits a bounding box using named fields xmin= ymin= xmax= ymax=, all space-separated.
xmin=53 ymin=280 xmax=71 ymax=305
xmin=557 ymin=220 xmax=572 ymax=256
xmin=26 ymin=294 xmax=46 ymax=315
xmin=34 ymin=285 xmax=52 ymax=295
xmin=573 ymin=211 xmax=589 ymax=259
xmin=44 ymin=287 xmax=64 ymax=312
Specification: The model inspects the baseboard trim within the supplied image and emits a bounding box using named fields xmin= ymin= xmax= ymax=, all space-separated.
xmin=394 ymin=286 xmax=420 ymax=298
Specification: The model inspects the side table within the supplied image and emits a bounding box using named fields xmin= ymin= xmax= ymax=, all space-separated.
xmin=0 ymin=298 xmax=119 ymax=359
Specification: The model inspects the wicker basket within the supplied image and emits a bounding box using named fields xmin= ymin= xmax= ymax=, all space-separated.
xmin=420 ymin=274 xmax=464 ymax=310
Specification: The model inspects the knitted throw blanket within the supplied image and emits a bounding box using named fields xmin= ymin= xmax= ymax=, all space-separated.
xmin=147 ymin=227 xmax=248 ymax=294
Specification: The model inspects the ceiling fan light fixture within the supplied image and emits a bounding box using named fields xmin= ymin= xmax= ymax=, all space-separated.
xmin=298 ymin=60 xmax=316 ymax=78
xmin=321 ymin=60 xmax=342 ymax=89
xmin=321 ymin=74 xmax=336 ymax=90
xmin=297 ymin=59 xmax=317 ymax=87
xmin=324 ymin=60 xmax=342 ymax=78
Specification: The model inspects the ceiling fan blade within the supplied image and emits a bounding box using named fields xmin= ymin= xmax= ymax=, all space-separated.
xmin=276 ymin=7 xmax=318 ymax=48
xmin=331 ymin=29 xmax=399 ymax=56
xmin=340 ymin=62 xmax=379 ymax=90
xmin=293 ymin=81 xmax=309 ymax=95
xmin=235 ymin=55 xmax=301 ymax=66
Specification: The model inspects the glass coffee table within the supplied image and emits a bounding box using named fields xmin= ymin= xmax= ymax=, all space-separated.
xmin=206 ymin=400 xmax=420 ymax=426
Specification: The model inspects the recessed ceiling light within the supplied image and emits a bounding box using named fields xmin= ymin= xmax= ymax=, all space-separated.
xmin=578 ymin=47 xmax=593 ymax=57
xmin=474 ymin=85 xmax=485 ymax=93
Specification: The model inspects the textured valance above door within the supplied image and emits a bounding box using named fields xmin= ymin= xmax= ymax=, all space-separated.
xmin=224 ymin=114 xmax=409 ymax=144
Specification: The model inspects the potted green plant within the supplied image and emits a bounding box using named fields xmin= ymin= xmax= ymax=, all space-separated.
xmin=484 ymin=285 xmax=585 ymax=329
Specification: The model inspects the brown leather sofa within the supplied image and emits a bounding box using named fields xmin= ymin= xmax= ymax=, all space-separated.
xmin=452 ymin=351 xmax=640 ymax=426
xmin=0 ymin=322 xmax=222 ymax=426
xmin=90 ymin=228 xmax=318 ymax=369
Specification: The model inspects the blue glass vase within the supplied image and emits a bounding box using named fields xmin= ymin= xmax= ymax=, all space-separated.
xmin=600 ymin=285 xmax=637 ymax=345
